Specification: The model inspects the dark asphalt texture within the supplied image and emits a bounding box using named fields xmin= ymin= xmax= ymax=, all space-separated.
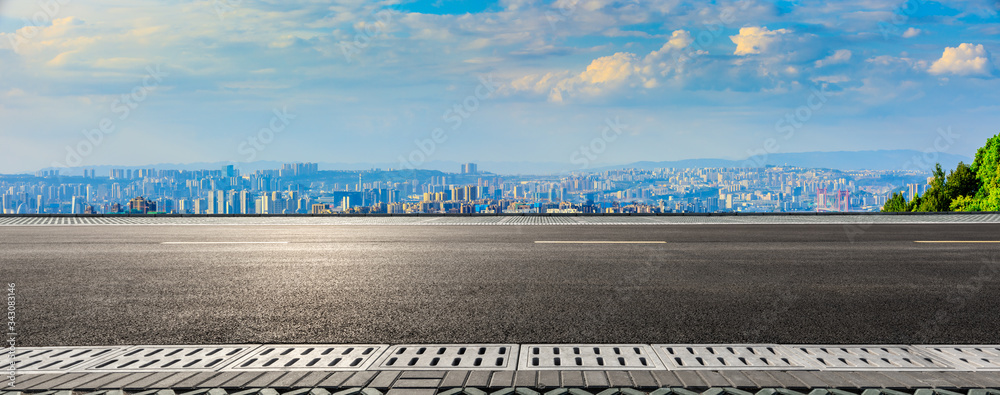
xmin=3 ymin=224 xmax=1000 ymax=346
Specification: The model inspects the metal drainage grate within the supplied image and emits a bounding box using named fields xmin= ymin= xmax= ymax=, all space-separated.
xmin=81 ymin=345 xmax=259 ymax=372
xmin=229 ymin=345 xmax=386 ymax=371
xmin=373 ymin=344 xmax=518 ymax=370
xmin=788 ymin=345 xmax=953 ymax=370
xmin=14 ymin=347 xmax=126 ymax=373
xmin=918 ymin=345 xmax=1000 ymax=371
xmin=653 ymin=344 xmax=811 ymax=370
xmin=519 ymin=345 xmax=664 ymax=370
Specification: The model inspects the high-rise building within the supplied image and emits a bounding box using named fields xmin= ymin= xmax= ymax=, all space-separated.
xmin=461 ymin=163 xmax=478 ymax=174
xmin=71 ymin=196 xmax=84 ymax=214
xmin=127 ymin=196 xmax=156 ymax=214
xmin=238 ymin=190 xmax=253 ymax=214
xmin=206 ymin=191 xmax=217 ymax=214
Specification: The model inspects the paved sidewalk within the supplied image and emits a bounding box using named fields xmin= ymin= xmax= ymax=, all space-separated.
xmin=7 ymin=344 xmax=1000 ymax=392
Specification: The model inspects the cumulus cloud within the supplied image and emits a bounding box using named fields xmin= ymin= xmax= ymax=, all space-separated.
xmin=928 ymin=43 xmax=995 ymax=77
xmin=815 ymin=49 xmax=852 ymax=67
xmin=902 ymin=27 xmax=921 ymax=38
xmin=503 ymin=30 xmax=694 ymax=102
xmin=729 ymin=26 xmax=789 ymax=56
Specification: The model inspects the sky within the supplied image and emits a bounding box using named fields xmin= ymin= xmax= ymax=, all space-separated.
xmin=0 ymin=0 xmax=999 ymax=173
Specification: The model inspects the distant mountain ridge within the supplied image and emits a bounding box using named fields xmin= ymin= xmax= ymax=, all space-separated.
xmin=592 ymin=150 xmax=972 ymax=173
xmin=28 ymin=149 xmax=971 ymax=176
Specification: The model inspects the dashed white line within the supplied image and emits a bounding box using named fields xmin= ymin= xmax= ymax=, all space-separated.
xmin=161 ymin=242 xmax=290 ymax=244
xmin=534 ymin=241 xmax=666 ymax=244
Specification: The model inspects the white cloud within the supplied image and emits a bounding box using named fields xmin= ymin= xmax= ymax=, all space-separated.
xmin=902 ymin=27 xmax=921 ymax=38
xmin=503 ymin=30 xmax=697 ymax=102
xmin=729 ymin=26 xmax=788 ymax=56
xmin=928 ymin=43 xmax=995 ymax=77
xmin=815 ymin=49 xmax=852 ymax=67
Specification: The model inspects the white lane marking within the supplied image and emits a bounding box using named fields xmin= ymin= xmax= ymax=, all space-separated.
xmin=914 ymin=241 xmax=1000 ymax=243
xmin=161 ymin=242 xmax=290 ymax=244
xmin=534 ymin=241 xmax=666 ymax=244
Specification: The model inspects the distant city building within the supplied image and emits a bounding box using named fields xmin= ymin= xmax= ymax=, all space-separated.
xmin=127 ymin=196 xmax=156 ymax=213
xmin=461 ymin=163 xmax=478 ymax=174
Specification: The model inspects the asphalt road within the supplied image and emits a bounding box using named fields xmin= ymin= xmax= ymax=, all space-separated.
xmin=3 ymin=224 xmax=1000 ymax=346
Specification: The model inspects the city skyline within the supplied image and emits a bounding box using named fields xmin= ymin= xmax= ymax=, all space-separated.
xmin=1 ymin=1 xmax=999 ymax=173
xmin=0 ymin=160 xmax=934 ymax=215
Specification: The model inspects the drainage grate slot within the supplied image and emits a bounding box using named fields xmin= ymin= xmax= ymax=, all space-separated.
xmin=228 ymin=344 xmax=385 ymax=371
xmin=14 ymin=347 xmax=126 ymax=373
xmin=917 ymin=345 xmax=1000 ymax=371
xmin=654 ymin=344 xmax=810 ymax=370
xmin=374 ymin=344 xmax=518 ymax=370
xmin=82 ymin=345 xmax=258 ymax=372
xmin=789 ymin=345 xmax=953 ymax=370
xmin=520 ymin=344 xmax=663 ymax=370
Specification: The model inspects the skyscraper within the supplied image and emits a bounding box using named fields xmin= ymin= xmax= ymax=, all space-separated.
xmin=461 ymin=163 xmax=478 ymax=174
xmin=71 ymin=196 xmax=84 ymax=214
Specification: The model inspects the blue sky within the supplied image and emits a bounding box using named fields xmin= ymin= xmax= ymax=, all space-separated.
xmin=0 ymin=0 xmax=998 ymax=173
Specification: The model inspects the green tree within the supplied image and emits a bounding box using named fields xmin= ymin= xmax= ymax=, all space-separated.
xmin=945 ymin=162 xmax=978 ymax=199
xmin=913 ymin=164 xmax=949 ymax=211
xmin=882 ymin=192 xmax=908 ymax=212
xmin=968 ymin=134 xmax=1000 ymax=211
xmin=907 ymin=193 xmax=923 ymax=211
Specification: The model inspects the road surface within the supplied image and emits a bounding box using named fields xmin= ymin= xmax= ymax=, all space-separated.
xmin=3 ymin=223 xmax=999 ymax=346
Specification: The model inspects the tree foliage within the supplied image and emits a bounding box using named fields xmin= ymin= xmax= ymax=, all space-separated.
xmin=968 ymin=134 xmax=1000 ymax=211
xmin=882 ymin=192 xmax=908 ymax=212
xmin=883 ymin=132 xmax=999 ymax=212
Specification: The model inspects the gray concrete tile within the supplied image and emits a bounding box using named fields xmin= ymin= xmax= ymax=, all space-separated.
xmin=119 ymin=373 xmax=183 ymax=390
xmin=786 ymin=371 xmax=834 ymax=388
xmin=559 ymin=371 xmax=584 ymax=388
xmin=489 ymin=371 xmax=515 ymax=388
xmin=465 ymin=371 xmax=491 ymax=388
xmin=243 ymin=372 xmax=288 ymax=388
xmin=513 ymin=371 xmax=536 ymax=388
xmin=673 ymin=371 xmax=708 ymax=387
xmin=197 ymin=372 xmax=246 ymax=389
xmin=874 ymin=372 xmax=929 ymax=389
xmin=71 ymin=374 xmax=137 ymax=390
xmin=582 ymin=371 xmax=608 ymax=388
xmin=148 ymin=373 xmax=200 ymax=389
xmin=696 ymin=371 xmax=731 ymax=387
xmin=103 ymin=373 xmax=156 ymax=390
xmin=270 ymin=372 xmax=314 ymax=388
xmin=219 ymin=373 xmax=265 ymax=389
xmin=28 ymin=374 xmax=93 ymax=390
xmin=172 ymin=372 xmax=222 ymax=389
xmin=947 ymin=371 xmax=1000 ymax=388
xmin=340 ymin=371 xmax=377 ymax=388
xmin=650 ymin=371 xmax=682 ymax=387
xmin=7 ymin=374 xmax=50 ymax=390
xmin=606 ymin=371 xmax=633 ymax=388
xmin=741 ymin=371 xmax=783 ymax=388
xmin=627 ymin=371 xmax=657 ymax=389
xmin=536 ymin=371 xmax=559 ymax=388
xmin=292 ymin=372 xmax=334 ymax=388
xmin=316 ymin=372 xmax=354 ymax=388
xmin=717 ymin=370 xmax=756 ymax=389
xmin=50 ymin=373 xmax=112 ymax=390
xmin=390 ymin=379 xmax=441 ymax=388
xmin=440 ymin=371 xmax=469 ymax=388
xmin=365 ymin=371 xmax=401 ymax=390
